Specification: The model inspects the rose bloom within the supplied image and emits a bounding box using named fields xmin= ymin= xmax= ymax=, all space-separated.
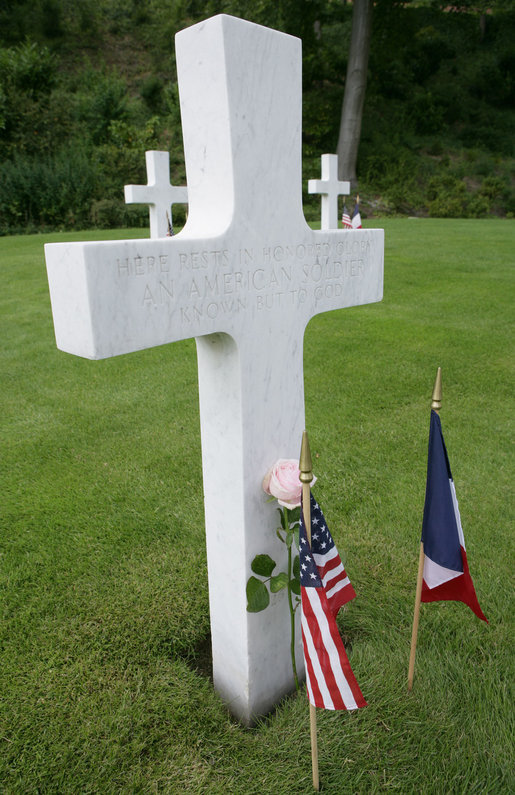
xmin=262 ymin=458 xmax=316 ymax=509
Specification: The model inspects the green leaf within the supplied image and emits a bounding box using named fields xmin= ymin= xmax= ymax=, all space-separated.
xmin=270 ymin=572 xmax=289 ymax=592
xmin=251 ymin=554 xmax=276 ymax=577
xmin=278 ymin=508 xmax=287 ymax=530
xmin=246 ymin=577 xmax=270 ymax=612
xmin=289 ymin=506 xmax=301 ymax=524
xmin=293 ymin=554 xmax=300 ymax=579
xmin=286 ymin=528 xmax=293 ymax=548
xmin=290 ymin=578 xmax=301 ymax=596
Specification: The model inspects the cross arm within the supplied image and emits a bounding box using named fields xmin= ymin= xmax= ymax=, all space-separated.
xmin=44 ymin=236 xmax=227 ymax=359
xmin=45 ymin=225 xmax=384 ymax=361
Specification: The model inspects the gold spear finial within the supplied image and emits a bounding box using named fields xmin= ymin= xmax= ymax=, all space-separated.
xmin=299 ymin=430 xmax=313 ymax=484
xmin=431 ymin=367 xmax=442 ymax=414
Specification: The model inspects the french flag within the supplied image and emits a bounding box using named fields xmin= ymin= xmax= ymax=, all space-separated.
xmin=421 ymin=410 xmax=487 ymax=622
xmin=351 ymin=196 xmax=362 ymax=229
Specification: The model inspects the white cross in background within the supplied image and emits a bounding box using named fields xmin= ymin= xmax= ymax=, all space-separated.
xmin=124 ymin=150 xmax=188 ymax=238
xmin=308 ymin=153 xmax=350 ymax=230
xmin=45 ymin=15 xmax=383 ymax=725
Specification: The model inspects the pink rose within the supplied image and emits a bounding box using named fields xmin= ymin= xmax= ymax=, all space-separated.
xmin=262 ymin=459 xmax=316 ymax=509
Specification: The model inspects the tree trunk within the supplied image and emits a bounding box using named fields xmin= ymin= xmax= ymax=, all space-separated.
xmin=336 ymin=0 xmax=373 ymax=188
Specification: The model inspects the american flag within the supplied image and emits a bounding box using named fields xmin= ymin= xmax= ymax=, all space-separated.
xmin=300 ymin=493 xmax=367 ymax=710
xmin=341 ymin=204 xmax=352 ymax=229
xmin=351 ymin=196 xmax=362 ymax=229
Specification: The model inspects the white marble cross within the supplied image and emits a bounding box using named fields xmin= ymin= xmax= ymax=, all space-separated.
xmin=308 ymin=153 xmax=350 ymax=230
xmin=124 ymin=150 xmax=188 ymax=238
xmin=45 ymin=14 xmax=383 ymax=725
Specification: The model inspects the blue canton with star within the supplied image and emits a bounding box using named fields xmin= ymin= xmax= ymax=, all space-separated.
xmin=299 ymin=493 xmax=335 ymax=589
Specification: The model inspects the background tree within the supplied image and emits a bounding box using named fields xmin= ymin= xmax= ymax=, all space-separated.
xmin=336 ymin=0 xmax=373 ymax=187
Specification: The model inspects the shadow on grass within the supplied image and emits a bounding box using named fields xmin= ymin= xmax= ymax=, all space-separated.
xmin=174 ymin=634 xmax=214 ymax=682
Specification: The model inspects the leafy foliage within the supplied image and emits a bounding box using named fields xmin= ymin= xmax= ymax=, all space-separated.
xmin=0 ymin=1 xmax=514 ymax=232
xmin=246 ymin=576 xmax=270 ymax=612
xmin=246 ymin=502 xmax=303 ymax=687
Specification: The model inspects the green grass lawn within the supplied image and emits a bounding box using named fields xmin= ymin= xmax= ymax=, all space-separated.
xmin=1 ymin=219 xmax=513 ymax=793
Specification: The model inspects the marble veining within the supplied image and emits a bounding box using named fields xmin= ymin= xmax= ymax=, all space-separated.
xmin=45 ymin=13 xmax=384 ymax=725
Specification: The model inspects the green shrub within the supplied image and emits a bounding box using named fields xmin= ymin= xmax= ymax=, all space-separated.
xmin=0 ymin=40 xmax=58 ymax=156
xmin=0 ymin=147 xmax=98 ymax=233
xmin=41 ymin=0 xmax=64 ymax=39
xmin=0 ymin=40 xmax=57 ymax=98
xmin=466 ymin=195 xmax=490 ymax=218
xmin=428 ymin=175 xmax=468 ymax=218
xmin=90 ymin=198 xmax=126 ymax=228
xmin=479 ymin=175 xmax=506 ymax=201
xmin=74 ymin=70 xmax=131 ymax=145
xmin=140 ymin=76 xmax=164 ymax=113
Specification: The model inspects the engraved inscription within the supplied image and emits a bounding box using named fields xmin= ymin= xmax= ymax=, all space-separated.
xmin=114 ymin=237 xmax=372 ymax=320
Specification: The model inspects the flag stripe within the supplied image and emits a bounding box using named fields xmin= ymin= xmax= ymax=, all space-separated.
xmin=307 ymin=590 xmax=348 ymax=710
xmin=422 ymin=547 xmax=488 ymax=622
xmin=450 ymin=479 xmax=465 ymax=548
xmin=302 ymin=612 xmax=335 ymax=709
xmin=313 ymin=544 xmax=339 ymax=568
xmin=302 ymin=633 xmax=321 ymax=706
xmin=302 ymin=587 xmax=366 ymax=710
xmin=423 ymin=553 xmax=462 ymax=589
xmin=326 ymin=575 xmax=351 ymax=600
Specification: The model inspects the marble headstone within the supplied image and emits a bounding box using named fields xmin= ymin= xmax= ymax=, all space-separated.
xmin=308 ymin=153 xmax=350 ymax=230
xmin=124 ymin=150 xmax=188 ymax=238
xmin=45 ymin=14 xmax=384 ymax=725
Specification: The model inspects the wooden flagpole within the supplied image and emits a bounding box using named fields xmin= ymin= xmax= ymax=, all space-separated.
xmin=299 ymin=430 xmax=319 ymax=791
xmin=408 ymin=367 xmax=442 ymax=691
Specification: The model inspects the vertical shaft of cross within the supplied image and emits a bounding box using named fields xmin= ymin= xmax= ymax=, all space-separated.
xmin=408 ymin=367 xmax=442 ymax=691
xmin=300 ymin=430 xmax=319 ymax=791
xmin=196 ymin=329 xmax=307 ymax=723
xmin=176 ymin=14 xmax=306 ymax=239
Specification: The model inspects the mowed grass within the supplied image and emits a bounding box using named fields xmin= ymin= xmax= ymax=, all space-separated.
xmin=1 ymin=219 xmax=513 ymax=793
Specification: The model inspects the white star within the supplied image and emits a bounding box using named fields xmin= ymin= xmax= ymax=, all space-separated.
xmin=321 ymin=542 xmax=327 ymax=549
xmin=310 ymin=573 xmax=317 ymax=580
xmin=313 ymin=533 xmax=319 ymax=541
xmin=301 ymin=563 xmax=307 ymax=571
xmin=312 ymin=517 xmax=319 ymax=525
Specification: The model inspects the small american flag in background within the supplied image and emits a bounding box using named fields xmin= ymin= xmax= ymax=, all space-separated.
xmin=300 ymin=493 xmax=367 ymax=710
xmin=341 ymin=204 xmax=352 ymax=229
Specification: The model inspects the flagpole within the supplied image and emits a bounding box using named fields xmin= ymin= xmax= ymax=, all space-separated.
xmin=408 ymin=367 xmax=442 ymax=691
xmin=300 ymin=430 xmax=319 ymax=792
